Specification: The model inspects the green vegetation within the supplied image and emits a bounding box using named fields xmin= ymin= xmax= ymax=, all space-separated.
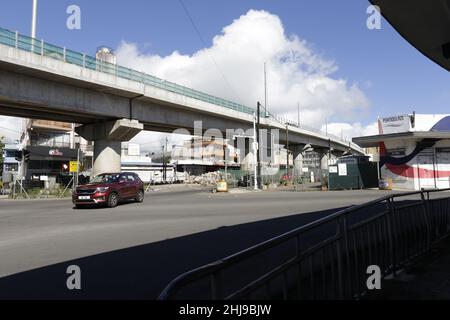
xmin=280 ymin=177 xmax=289 ymax=186
xmin=10 ymin=187 xmax=73 ymax=200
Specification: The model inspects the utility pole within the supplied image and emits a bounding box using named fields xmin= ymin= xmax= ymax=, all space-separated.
xmin=286 ymin=124 xmax=290 ymax=177
xmin=256 ymin=102 xmax=261 ymax=189
xmin=253 ymin=112 xmax=258 ymax=190
xmin=225 ymin=153 xmax=228 ymax=183
xmin=163 ymin=137 xmax=168 ymax=183
xmin=75 ymin=147 xmax=80 ymax=188
xmin=264 ymin=63 xmax=268 ymax=117
xmin=162 ymin=146 xmax=166 ymax=183
xmin=327 ymin=138 xmax=332 ymax=187
xmin=328 ymin=138 xmax=332 ymax=170
xmin=222 ymin=139 xmax=229 ymax=182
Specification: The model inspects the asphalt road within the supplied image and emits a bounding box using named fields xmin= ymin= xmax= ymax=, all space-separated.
xmin=0 ymin=187 xmax=399 ymax=299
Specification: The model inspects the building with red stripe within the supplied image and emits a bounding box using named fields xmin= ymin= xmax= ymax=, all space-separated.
xmin=354 ymin=114 xmax=450 ymax=190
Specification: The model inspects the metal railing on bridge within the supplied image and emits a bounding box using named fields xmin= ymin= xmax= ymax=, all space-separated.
xmin=158 ymin=189 xmax=450 ymax=300
xmin=0 ymin=26 xmax=362 ymax=152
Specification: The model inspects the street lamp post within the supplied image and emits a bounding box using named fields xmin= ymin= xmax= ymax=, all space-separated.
xmin=224 ymin=139 xmax=229 ymax=182
xmin=253 ymin=112 xmax=258 ymax=190
xmin=286 ymin=124 xmax=290 ymax=177
xmin=31 ymin=0 xmax=38 ymax=38
xmin=256 ymin=102 xmax=262 ymax=189
xmin=232 ymin=113 xmax=259 ymax=190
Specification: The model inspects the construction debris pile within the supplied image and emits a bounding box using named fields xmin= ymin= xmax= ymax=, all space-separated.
xmin=186 ymin=171 xmax=223 ymax=185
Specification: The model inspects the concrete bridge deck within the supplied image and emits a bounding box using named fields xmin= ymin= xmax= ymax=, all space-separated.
xmin=0 ymin=26 xmax=364 ymax=176
xmin=0 ymin=26 xmax=362 ymax=154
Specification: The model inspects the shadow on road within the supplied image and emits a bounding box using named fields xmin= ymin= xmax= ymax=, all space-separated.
xmin=0 ymin=206 xmax=346 ymax=300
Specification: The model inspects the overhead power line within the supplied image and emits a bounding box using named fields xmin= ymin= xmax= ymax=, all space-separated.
xmin=0 ymin=126 xmax=22 ymax=134
xmin=178 ymin=0 xmax=242 ymax=103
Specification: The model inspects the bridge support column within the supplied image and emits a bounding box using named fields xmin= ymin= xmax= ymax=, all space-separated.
xmin=292 ymin=150 xmax=304 ymax=178
xmin=76 ymin=119 xmax=143 ymax=177
xmin=93 ymin=140 xmax=122 ymax=175
xmin=259 ymin=130 xmax=275 ymax=177
xmin=240 ymin=138 xmax=254 ymax=173
xmin=317 ymin=150 xmax=330 ymax=180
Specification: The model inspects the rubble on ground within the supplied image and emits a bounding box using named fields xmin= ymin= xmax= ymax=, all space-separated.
xmin=186 ymin=171 xmax=223 ymax=185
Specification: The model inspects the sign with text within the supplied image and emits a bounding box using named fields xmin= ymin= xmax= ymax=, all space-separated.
xmin=380 ymin=115 xmax=411 ymax=134
xmin=49 ymin=149 xmax=63 ymax=157
xmin=338 ymin=164 xmax=348 ymax=176
xmin=69 ymin=161 xmax=79 ymax=173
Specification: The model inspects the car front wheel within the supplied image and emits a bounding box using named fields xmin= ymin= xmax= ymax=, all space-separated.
xmin=135 ymin=190 xmax=144 ymax=203
xmin=107 ymin=192 xmax=119 ymax=208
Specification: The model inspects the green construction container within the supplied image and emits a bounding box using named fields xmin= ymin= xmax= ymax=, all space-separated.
xmin=328 ymin=157 xmax=379 ymax=190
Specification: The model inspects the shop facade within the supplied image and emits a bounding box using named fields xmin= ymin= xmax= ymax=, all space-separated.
xmin=354 ymin=114 xmax=450 ymax=191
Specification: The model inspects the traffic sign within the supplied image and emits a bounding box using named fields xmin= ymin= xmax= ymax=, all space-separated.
xmin=69 ymin=161 xmax=79 ymax=173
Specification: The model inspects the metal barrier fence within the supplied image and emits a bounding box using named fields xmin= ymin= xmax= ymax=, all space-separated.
xmin=158 ymin=189 xmax=450 ymax=300
xmin=0 ymin=26 xmax=363 ymax=152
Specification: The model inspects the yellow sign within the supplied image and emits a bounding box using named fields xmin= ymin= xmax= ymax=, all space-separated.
xmin=70 ymin=161 xmax=79 ymax=173
xmin=216 ymin=181 xmax=228 ymax=193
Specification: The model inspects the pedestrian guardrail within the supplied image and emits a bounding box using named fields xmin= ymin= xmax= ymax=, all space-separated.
xmin=158 ymin=188 xmax=450 ymax=300
xmin=0 ymin=26 xmax=363 ymax=152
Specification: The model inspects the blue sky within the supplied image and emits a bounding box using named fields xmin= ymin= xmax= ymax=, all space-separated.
xmin=1 ymin=0 xmax=450 ymax=141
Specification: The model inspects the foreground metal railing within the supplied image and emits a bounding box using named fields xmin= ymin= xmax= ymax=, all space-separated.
xmin=158 ymin=189 xmax=450 ymax=300
xmin=0 ymin=26 xmax=363 ymax=152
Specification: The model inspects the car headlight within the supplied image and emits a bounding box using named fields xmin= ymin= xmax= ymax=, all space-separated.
xmin=96 ymin=187 xmax=110 ymax=193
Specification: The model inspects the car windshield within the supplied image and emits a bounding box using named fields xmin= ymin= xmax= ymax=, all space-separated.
xmin=90 ymin=174 xmax=120 ymax=184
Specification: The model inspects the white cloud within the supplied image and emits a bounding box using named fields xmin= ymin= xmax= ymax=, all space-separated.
xmin=0 ymin=116 xmax=23 ymax=143
xmin=320 ymin=122 xmax=379 ymax=141
xmin=1 ymin=10 xmax=373 ymax=152
xmin=129 ymin=131 xmax=190 ymax=154
xmin=116 ymin=9 xmax=371 ymax=134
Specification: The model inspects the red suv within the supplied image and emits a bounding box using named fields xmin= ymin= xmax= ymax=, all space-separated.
xmin=73 ymin=172 xmax=145 ymax=208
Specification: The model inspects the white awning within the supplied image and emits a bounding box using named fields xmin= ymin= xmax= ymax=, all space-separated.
xmin=353 ymin=131 xmax=450 ymax=148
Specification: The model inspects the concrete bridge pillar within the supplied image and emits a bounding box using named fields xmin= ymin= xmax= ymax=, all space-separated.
xmin=292 ymin=151 xmax=304 ymax=177
xmin=291 ymin=145 xmax=306 ymax=178
xmin=242 ymin=151 xmax=255 ymax=173
xmin=92 ymin=140 xmax=122 ymax=175
xmin=259 ymin=129 xmax=274 ymax=165
xmin=239 ymin=138 xmax=254 ymax=173
xmin=76 ymin=119 xmax=143 ymax=177
xmin=316 ymin=149 xmax=330 ymax=180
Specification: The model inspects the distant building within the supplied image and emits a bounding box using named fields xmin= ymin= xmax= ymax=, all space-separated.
xmin=172 ymin=138 xmax=240 ymax=175
xmin=171 ymin=138 xmax=332 ymax=178
xmin=365 ymin=147 xmax=380 ymax=162
xmin=1 ymin=143 xmax=23 ymax=187
xmin=21 ymin=119 xmax=93 ymax=188
xmin=354 ymin=114 xmax=450 ymax=190
xmin=302 ymin=152 xmax=320 ymax=169
xmin=121 ymin=143 xmax=180 ymax=183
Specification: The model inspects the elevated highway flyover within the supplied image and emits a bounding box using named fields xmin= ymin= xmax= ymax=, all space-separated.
xmin=0 ymin=27 xmax=364 ymax=176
